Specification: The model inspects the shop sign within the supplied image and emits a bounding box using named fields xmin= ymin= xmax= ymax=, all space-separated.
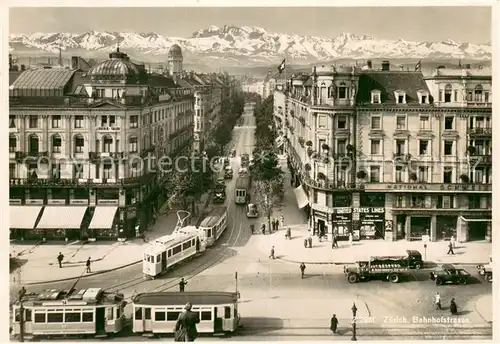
xmin=48 ymin=199 xmax=66 ymax=205
xmin=98 ymin=199 xmax=119 ymax=205
xmin=26 ymin=199 xmax=44 ymax=205
xmin=332 ymin=209 xmax=352 ymax=224
xmin=70 ymin=199 xmax=89 ymax=205
xmin=9 ymin=199 xmax=22 ymax=205
xmin=364 ymin=183 xmax=491 ymax=193
xmin=353 ymin=207 xmax=385 ymax=214
xmin=311 ymin=203 xmax=334 ymax=214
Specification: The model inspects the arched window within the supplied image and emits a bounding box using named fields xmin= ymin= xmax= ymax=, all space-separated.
xmin=444 ymin=84 xmax=453 ymax=103
xmin=474 ymin=85 xmax=483 ymax=102
xmin=74 ymin=134 xmax=84 ymax=153
xmin=9 ymin=135 xmax=17 ymax=153
xmin=320 ymin=82 xmax=327 ymax=100
xmin=338 ymin=82 xmax=347 ymax=99
xmin=103 ymin=135 xmax=113 ymax=153
xmin=51 ymin=134 xmax=62 ymax=153
xmin=28 ymin=134 xmax=39 ymax=154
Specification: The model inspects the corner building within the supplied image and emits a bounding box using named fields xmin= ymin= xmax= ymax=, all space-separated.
xmin=279 ymin=61 xmax=492 ymax=243
xmin=9 ymin=48 xmax=194 ymax=241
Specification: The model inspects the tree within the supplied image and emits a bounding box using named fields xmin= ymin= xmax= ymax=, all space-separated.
xmin=213 ymin=124 xmax=232 ymax=155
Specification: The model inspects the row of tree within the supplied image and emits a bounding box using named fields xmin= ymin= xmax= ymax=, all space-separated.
xmin=249 ymin=94 xmax=285 ymax=230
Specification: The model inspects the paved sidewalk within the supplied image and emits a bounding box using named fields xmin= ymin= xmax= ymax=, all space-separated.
xmin=469 ymin=294 xmax=493 ymax=324
xmin=254 ymin=228 xmax=492 ymax=265
xmin=10 ymin=195 xmax=211 ymax=285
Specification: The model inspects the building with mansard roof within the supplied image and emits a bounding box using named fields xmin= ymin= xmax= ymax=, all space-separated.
xmin=8 ymin=48 xmax=195 ymax=241
xmin=277 ymin=60 xmax=491 ymax=243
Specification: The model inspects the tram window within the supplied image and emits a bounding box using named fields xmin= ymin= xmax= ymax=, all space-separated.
xmin=65 ymin=313 xmax=81 ymax=322
xmin=155 ymin=311 xmax=166 ymax=321
xmin=208 ymin=229 xmax=212 ymax=237
xmin=25 ymin=309 xmax=32 ymax=321
xmin=135 ymin=308 xmax=142 ymax=320
xmin=172 ymin=245 xmax=182 ymax=255
xmin=201 ymin=311 xmax=212 ymax=321
xmin=47 ymin=313 xmax=64 ymax=323
xmin=116 ymin=307 xmax=121 ymax=319
xmin=157 ymin=254 xmax=161 ymax=262
xmin=107 ymin=308 xmax=114 ymax=320
xmin=192 ymin=239 xmax=195 ymax=245
xmin=182 ymin=241 xmax=191 ymax=250
xmin=224 ymin=306 xmax=231 ymax=319
xmin=82 ymin=312 xmax=94 ymax=322
xmin=34 ymin=313 xmax=46 ymax=323
xmin=168 ymin=250 xmax=172 ymax=258
xmin=145 ymin=308 xmax=151 ymax=320
xmin=14 ymin=309 xmax=21 ymax=322
xmin=167 ymin=311 xmax=180 ymax=321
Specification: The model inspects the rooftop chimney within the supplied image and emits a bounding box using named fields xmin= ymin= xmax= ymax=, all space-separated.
xmin=366 ymin=60 xmax=372 ymax=69
xmin=381 ymin=60 xmax=390 ymax=71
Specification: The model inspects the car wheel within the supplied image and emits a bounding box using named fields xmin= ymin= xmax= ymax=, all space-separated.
xmin=415 ymin=263 xmax=422 ymax=270
xmin=435 ymin=278 xmax=443 ymax=286
xmin=389 ymin=273 xmax=399 ymax=283
xmin=459 ymin=278 xmax=467 ymax=285
xmin=347 ymin=273 xmax=359 ymax=283
xmin=429 ymin=272 xmax=436 ymax=281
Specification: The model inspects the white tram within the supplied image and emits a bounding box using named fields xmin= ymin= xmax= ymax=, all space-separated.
xmin=11 ymin=288 xmax=126 ymax=339
xmin=132 ymin=292 xmax=240 ymax=336
xmin=198 ymin=206 xmax=228 ymax=246
xmin=143 ymin=226 xmax=207 ymax=279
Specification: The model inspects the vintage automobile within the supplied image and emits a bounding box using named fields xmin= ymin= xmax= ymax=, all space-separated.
xmin=238 ymin=167 xmax=248 ymax=176
xmin=241 ymin=153 xmax=250 ymax=167
xmin=476 ymin=256 xmax=493 ymax=283
xmin=231 ymin=149 xmax=237 ymax=157
xmin=429 ymin=264 xmax=471 ymax=285
xmin=224 ymin=166 xmax=234 ymax=179
xmin=406 ymin=250 xmax=424 ymax=269
xmin=246 ymin=203 xmax=258 ymax=218
xmin=343 ymin=256 xmax=410 ymax=283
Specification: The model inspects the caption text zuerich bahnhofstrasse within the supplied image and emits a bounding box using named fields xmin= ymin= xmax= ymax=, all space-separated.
xmin=355 ymin=316 xmax=471 ymax=324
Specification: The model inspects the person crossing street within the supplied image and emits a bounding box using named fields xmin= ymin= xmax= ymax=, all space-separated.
xmin=269 ymin=246 xmax=275 ymax=259
xmin=300 ymin=262 xmax=306 ymax=278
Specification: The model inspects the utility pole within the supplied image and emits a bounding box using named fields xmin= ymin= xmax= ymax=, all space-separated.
xmin=18 ymin=287 xmax=26 ymax=342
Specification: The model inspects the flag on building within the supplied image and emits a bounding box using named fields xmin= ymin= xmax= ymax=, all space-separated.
xmin=278 ymin=59 xmax=286 ymax=74
xmin=415 ymin=60 xmax=422 ymax=71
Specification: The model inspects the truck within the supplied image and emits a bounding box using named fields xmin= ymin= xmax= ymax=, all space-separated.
xmin=343 ymin=256 xmax=410 ymax=283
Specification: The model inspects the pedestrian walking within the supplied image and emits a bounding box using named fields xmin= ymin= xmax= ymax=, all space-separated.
xmin=450 ymin=235 xmax=456 ymax=249
xmin=330 ymin=314 xmax=338 ymax=334
xmin=434 ymin=292 xmax=442 ymax=310
xmin=57 ymin=252 xmax=64 ymax=268
xmin=250 ymin=224 xmax=254 ymax=234
xmin=332 ymin=236 xmax=338 ymax=248
xmin=275 ymin=219 xmax=280 ymax=231
xmin=304 ymin=238 xmax=308 ymax=248
xmin=174 ymin=302 xmax=200 ymax=342
xmin=269 ymin=246 xmax=275 ymax=259
xmin=450 ymin=298 xmax=458 ymax=315
xmin=285 ymin=227 xmax=291 ymax=240
xmin=308 ymin=235 xmax=313 ymax=248
xmin=86 ymin=257 xmax=91 ymax=273
xmin=179 ymin=278 xmax=188 ymax=292
xmin=261 ymin=223 xmax=266 ymax=235
xmin=300 ymin=262 xmax=306 ymax=278
xmin=447 ymin=241 xmax=455 ymax=255
xmin=280 ymin=214 xmax=284 ymax=227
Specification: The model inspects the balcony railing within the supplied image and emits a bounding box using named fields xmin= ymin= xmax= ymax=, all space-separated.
xmin=89 ymin=152 xmax=125 ymax=161
xmin=468 ymin=154 xmax=492 ymax=164
xmin=301 ymin=172 xmax=356 ymax=190
xmin=467 ymin=127 xmax=492 ymax=136
xmin=10 ymin=173 xmax=155 ymax=188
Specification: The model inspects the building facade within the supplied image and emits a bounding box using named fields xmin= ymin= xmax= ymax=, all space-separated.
xmin=278 ymin=61 xmax=492 ymax=243
xmin=9 ymin=47 xmax=194 ymax=241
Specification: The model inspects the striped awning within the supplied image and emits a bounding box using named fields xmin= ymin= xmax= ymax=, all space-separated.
xmin=10 ymin=206 xmax=43 ymax=229
xmin=36 ymin=206 xmax=88 ymax=229
xmin=88 ymin=207 xmax=118 ymax=229
xmin=294 ymin=185 xmax=309 ymax=209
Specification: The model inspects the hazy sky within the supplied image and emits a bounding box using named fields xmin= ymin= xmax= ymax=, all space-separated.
xmin=10 ymin=6 xmax=491 ymax=43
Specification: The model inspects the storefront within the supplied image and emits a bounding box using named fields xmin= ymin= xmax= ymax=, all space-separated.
xmin=356 ymin=207 xmax=385 ymax=239
xmin=35 ymin=206 xmax=88 ymax=241
xmin=332 ymin=207 xmax=352 ymax=240
xmin=88 ymin=206 xmax=118 ymax=240
xmin=9 ymin=205 xmax=43 ymax=240
xmin=436 ymin=215 xmax=458 ymax=240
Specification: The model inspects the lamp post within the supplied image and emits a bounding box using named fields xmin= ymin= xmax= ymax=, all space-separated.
xmin=351 ymin=302 xmax=357 ymax=341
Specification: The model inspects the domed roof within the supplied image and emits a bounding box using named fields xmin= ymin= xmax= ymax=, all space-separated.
xmin=88 ymin=48 xmax=142 ymax=78
xmin=168 ymin=44 xmax=183 ymax=57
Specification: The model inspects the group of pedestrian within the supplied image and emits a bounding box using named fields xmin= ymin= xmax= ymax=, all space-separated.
xmin=57 ymin=252 xmax=92 ymax=273
xmin=284 ymin=227 xmax=292 ymax=240
xmin=261 ymin=215 xmax=285 ymax=235
xmin=434 ymin=292 xmax=458 ymax=315
xmin=303 ymin=234 xmax=313 ymax=248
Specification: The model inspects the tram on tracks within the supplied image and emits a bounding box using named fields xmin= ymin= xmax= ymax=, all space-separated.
xmin=11 ymin=287 xmax=126 ymax=339
xmin=198 ymin=206 xmax=228 ymax=246
xmin=234 ymin=176 xmax=250 ymax=204
xmin=132 ymin=292 xmax=240 ymax=336
xmin=143 ymin=226 xmax=207 ymax=279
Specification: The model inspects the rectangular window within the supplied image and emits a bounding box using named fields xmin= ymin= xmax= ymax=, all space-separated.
xmin=420 ymin=115 xmax=429 ymax=130
xmin=444 ymin=141 xmax=454 ymax=156
xmin=9 ymin=163 xmax=16 ymax=179
xmin=337 ymin=139 xmax=346 ymax=155
xmin=74 ymin=115 xmax=83 ymax=128
xmin=75 ymin=137 xmax=84 ymax=153
xmin=442 ymin=196 xmax=452 ymax=209
xmin=109 ymin=116 xmax=116 ymax=126
xmin=102 ymin=164 xmax=113 ymax=179
xmin=395 ymin=140 xmax=405 ymax=155
xmin=411 ymin=195 xmax=426 ymax=208
xmin=337 ymin=116 xmax=347 ymax=129
xmin=96 ymin=89 xmax=105 ymax=98
xmin=395 ymin=166 xmax=405 ymax=182
xmin=443 ymin=167 xmax=453 ymax=183
xmin=172 ymin=245 xmax=182 ymax=255
xmin=454 ymin=90 xmax=458 ymax=102
xmin=419 ymin=140 xmax=429 ymax=155
xmin=101 ymin=116 xmax=108 ymax=126
xmin=397 ymin=95 xmax=405 ymax=104
xmin=370 ymin=140 xmax=381 ymax=155
xmin=9 ymin=115 xmax=16 ymax=128
xmin=421 ymin=95 xmax=427 ymax=104
xmin=82 ymin=312 xmax=93 ymax=322
xmin=145 ymin=308 xmax=151 ymax=320
xmin=438 ymin=90 xmax=443 ymax=102
xmin=52 ymin=136 xmax=62 ymax=153
xmin=47 ymin=313 xmax=64 ymax=323
xmin=9 ymin=136 xmax=17 ymax=152
xmin=444 ymin=116 xmax=454 ymax=130
xmin=130 ymin=116 xmax=138 ymax=128
xmin=371 ymin=116 xmax=381 ymax=130
xmin=51 ymin=115 xmax=61 ymax=128
xmin=155 ymin=311 xmax=166 ymax=321
xmin=224 ymin=307 xmax=231 ymax=319
xmin=372 ymin=93 xmax=380 ymax=104
xmin=65 ymin=312 xmax=82 ymax=322
xmin=317 ymin=115 xmax=327 ymax=129
xmin=338 ymin=86 xmax=347 ymax=99
xmin=34 ymin=313 xmax=46 ymax=323
xmin=418 ymin=166 xmax=429 ymax=182
xmin=135 ymin=308 xmax=142 ymax=320
xmin=396 ymin=116 xmax=406 ymax=130
xmin=29 ymin=116 xmax=38 ymax=128
xmin=467 ymin=91 xmax=473 ymax=101
xmin=129 ymin=137 xmax=138 ymax=153
xmin=370 ymin=166 xmax=380 ymax=183
xmin=201 ymin=311 xmax=212 ymax=321
xmin=468 ymin=195 xmax=481 ymax=209
xmin=167 ymin=311 xmax=180 ymax=321
xmin=182 ymin=241 xmax=191 ymax=250
xmin=25 ymin=309 xmax=32 ymax=322
xmin=485 ymin=92 xmax=489 ymax=103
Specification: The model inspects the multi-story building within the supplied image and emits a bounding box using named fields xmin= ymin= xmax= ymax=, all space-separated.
xmin=242 ymin=82 xmax=264 ymax=97
xmin=279 ymin=61 xmax=492 ymax=243
xmin=9 ymin=47 xmax=194 ymax=241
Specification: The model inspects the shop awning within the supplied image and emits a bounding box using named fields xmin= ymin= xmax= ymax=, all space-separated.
xmin=36 ymin=206 xmax=88 ymax=229
xmin=10 ymin=206 xmax=43 ymax=229
xmin=89 ymin=207 xmax=118 ymax=229
xmin=460 ymin=216 xmax=492 ymax=222
xmin=294 ymin=185 xmax=309 ymax=209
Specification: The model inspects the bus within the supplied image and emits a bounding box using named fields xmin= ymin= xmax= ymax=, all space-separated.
xmin=234 ymin=176 xmax=250 ymax=204
xmin=198 ymin=206 xmax=228 ymax=246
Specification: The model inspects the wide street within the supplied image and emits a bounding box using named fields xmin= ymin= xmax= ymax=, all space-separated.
xmin=16 ymin=105 xmax=492 ymax=340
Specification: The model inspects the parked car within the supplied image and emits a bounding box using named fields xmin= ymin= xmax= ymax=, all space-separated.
xmin=406 ymin=250 xmax=423 ymax=269
xmin=429 ymin=264 xmax=471 ymax=285
xmin=246 ymin=204 xmax=258 ymax=218
xmin=224 ymin=166 xmax=233 ymax=179
xmin=216 ymin=178 xmax=225 ymax=187
xmin=238 ymin=167 xmax=248 ymax=176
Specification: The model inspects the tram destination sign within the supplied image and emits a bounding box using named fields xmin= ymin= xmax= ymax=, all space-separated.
xmin=364 ymin=183 xmax=492 ymax=193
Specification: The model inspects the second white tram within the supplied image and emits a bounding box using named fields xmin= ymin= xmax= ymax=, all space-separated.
xmin=198 ymin=206 xmax=228 ymax=246
xmin=143 ymin=226 xmax=207 ymax=279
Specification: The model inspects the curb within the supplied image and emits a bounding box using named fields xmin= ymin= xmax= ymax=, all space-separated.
xmin=277 ymin=257 xmax=486 ymax=266
xmin=23 ymin=260 xmax=142 ymax=286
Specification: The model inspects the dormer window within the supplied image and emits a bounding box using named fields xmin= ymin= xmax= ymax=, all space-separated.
xmin=417 ymin=90 xmax=429 ymax=104
xmin=338 ymin=82 xmax=347 ymax=99
xmin=371 ymin=90 xmax=381 ymax=104
xmin=394 ymin=90 xmax=406 ymax=104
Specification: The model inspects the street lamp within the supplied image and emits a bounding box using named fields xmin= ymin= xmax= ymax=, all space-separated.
xmin=351 ymin=302 xmax=357 ymax=341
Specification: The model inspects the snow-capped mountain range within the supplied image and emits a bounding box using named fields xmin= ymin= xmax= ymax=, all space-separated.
xmin=9 ymin=25 xmax=492 ymax=66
